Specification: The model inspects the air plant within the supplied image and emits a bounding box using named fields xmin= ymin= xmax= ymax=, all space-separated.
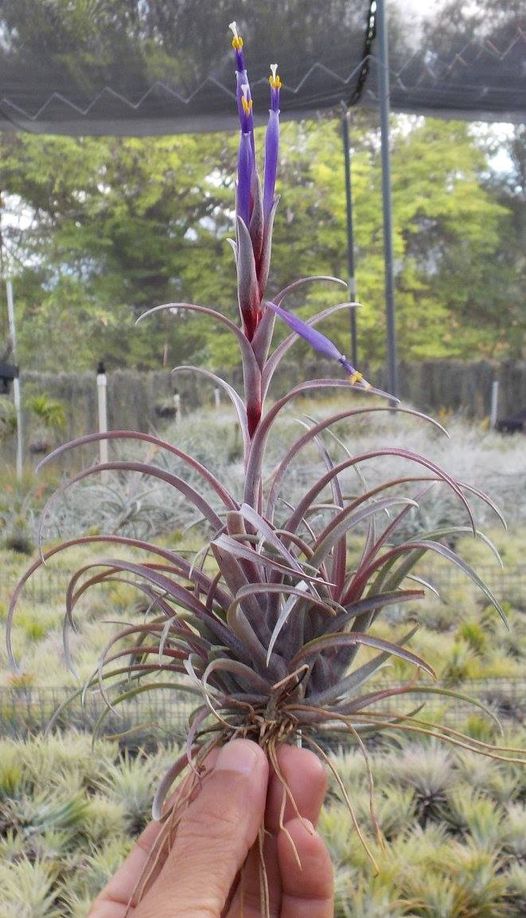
xmin=6 ymin=21 xmax=526 ymax=913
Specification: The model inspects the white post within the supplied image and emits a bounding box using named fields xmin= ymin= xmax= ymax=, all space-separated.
xmin=214 ymin=387 xmax=221 ymax=410
xmin=173 ymin=390 xmax=181 ymax=424
xmin=490 ymin=380 xmax=499 ymax=429
xmin=97 ymin=366 xmax=109 ymax=475
xmin=6 ymin=280 xmax=23 ymax=480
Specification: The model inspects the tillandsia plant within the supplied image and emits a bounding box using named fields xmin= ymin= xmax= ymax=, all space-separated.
xmin=6 ymin=20 xmax=526 ymax=911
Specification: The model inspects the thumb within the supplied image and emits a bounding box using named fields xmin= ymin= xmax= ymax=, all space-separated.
xmin=135 ymin=739 xmax=269 ymax=918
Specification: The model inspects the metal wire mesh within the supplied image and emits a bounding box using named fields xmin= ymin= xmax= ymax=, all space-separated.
xmin=1 ymin=678 xmax=525 ymax=747
xmin=3 ymin=561 xmax=524 ymax=745
xmin=0 ymin=1 xmax=524 ymax=135
xmin=5 ymin=564 xmax=525 ymax=605
xmin=423 ymin=564 xmax=526 ymax=600
xmin=0 ymin=685 xmax=192 ymax=746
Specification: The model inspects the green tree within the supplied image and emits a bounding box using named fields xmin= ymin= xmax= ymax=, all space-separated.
xmin=476 ymin=123 xmax=526 ymax=359
xmin=0 ymin=111 xmax=521 ymax=372
xmin=269 ymin=115 xmax=512 ymax=362
xmin=418 ymin=0 xmax=526 ymax=358
xmin=1 ymin=130 xmax=239 ymax=370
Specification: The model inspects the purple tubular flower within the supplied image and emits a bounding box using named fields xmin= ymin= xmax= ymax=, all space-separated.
xmin=265 ymin=300 xmax=370 ymax=387
xmin=230 ymin=23 xmax=254 ymax=135
xmin=263 ymin=65 xmax=281 ymax=219
xmin=237 ymin=73 xmax=254 ymax=135
xmin=237 ymin=131 xmax=254 ymax=227
xmin=269 ymin=64 xmax=281 ymax=113
xmin=264 ymin=110 xmax=279 ymax=220
xmin=231 ymin=23 xmax=256 ymax=226
xmin=229 ymin=20 xmax=246 ymax=72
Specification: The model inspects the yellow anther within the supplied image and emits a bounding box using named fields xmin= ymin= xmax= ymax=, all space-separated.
xmin=348 ymin=371 xmax=364 ymax=385
xmin=229 ymin=21 xmax=243 ymax=49
xmin=241 ymin=96 xmax=253 ymax=115
xmin=269 ymin=64 xmax=282 ymax=90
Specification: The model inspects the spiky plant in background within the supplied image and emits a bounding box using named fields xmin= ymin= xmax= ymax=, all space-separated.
xmin=6 ymin=20 xmax=526 ymax=909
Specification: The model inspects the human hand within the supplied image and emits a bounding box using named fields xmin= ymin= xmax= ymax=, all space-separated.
xmin=90 ymin=738 xmax=333 ymax=917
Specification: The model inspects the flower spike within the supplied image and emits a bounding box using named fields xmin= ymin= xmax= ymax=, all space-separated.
xmin=227 ymin=28 xmax=376 ymax=387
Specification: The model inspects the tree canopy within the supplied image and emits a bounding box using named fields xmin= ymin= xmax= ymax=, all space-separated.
xmin=1 ymin=113 xmax=524 ymax=372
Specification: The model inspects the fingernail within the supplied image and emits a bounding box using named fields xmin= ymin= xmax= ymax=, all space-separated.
xmin=301 ymin=817 xmax=316 ymax=836
xmin=215 ymin=740 xmax=260 ymax=776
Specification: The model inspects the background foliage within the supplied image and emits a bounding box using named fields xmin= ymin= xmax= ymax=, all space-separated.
xmin=1 ymin=115 xmax=524 ymax=373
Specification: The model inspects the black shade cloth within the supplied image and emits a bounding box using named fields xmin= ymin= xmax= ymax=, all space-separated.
xmin=0 ymin=0 xmax=524 ymax=135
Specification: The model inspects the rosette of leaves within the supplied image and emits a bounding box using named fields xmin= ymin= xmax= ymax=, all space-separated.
xmin=6 ymin=21 xmax=526 ymax=909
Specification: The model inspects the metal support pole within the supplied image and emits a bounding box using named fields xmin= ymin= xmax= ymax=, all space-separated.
xmin=490 ymin=380 xmax=499 ymax=428
xmin=6 ymin=280 xmax=23 ymax=480
xmin=96 ymin=364 xmax=108 ymax=479
xmin=341 ymin=106 xmax=358 ymax=369
xmin=376 ymin=0 xmax=398 ymax=401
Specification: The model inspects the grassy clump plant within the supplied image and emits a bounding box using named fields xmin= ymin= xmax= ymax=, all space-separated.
xmin=0 ymin=856 xmax=61 ymax=918
xmin=0 ymin=729 xmax=526 ymax=914
xmin=0 ymin=731 xmax=179 ymax=914
xmin=6 ymin=22 xmax=526 ymax=913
